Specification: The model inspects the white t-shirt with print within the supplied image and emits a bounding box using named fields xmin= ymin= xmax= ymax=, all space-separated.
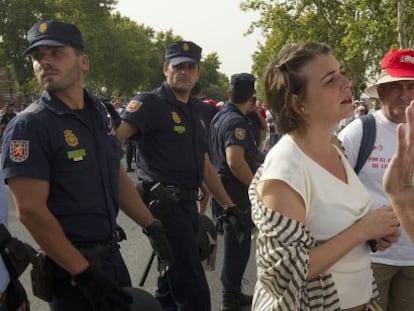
xmin=339 ymin=110 xmax=414 ymax=266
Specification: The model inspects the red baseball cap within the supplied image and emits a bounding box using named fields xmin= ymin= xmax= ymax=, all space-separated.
xmin=365 ymin=49 xmax=414 ymax=97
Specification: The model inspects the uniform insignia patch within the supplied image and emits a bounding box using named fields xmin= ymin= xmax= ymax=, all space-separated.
xmin=10 ymin=140 xmax=29 ymax=163
xmin=38 ymin=22 xmax=47 ymax=33
xmin=182 ymin=43 xmax=190 ymax=51
xmin=235 ymin=128 xmax=246 ymax=140
xmin=67 ymin=149 xmax=86 ymax=161
xmin=174 ymin=125 xmax=186 ymax=134
xmin=126 ymin=100 xmax=142 ymax=113
xmin=64 ymin=130 xmax=79 ymax=147
xmin=172 ymin=112 xmax=181 ymax=124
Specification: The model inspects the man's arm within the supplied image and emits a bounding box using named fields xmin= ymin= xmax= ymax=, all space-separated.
xmin=118 ymin=166 xmax=172 ymax=275
xmin=202 ymin=154 xmax=234 ymax=207
xmin=116 ymin=120 xmax=138 ymax=143
xmin=7 ymin=177 xmax=89 ymax=275
xmin=225 ymin=145 xmax=254 ymax=186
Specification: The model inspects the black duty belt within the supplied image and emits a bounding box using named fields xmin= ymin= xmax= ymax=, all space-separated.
xmin=76 ymin=227 xmax=125 ymax=260
xmin=142 ymin=181 xmax=200 ymax=202
xmin=163 ymin=185 xmax=200 ymax=201
xmin=77 ymin=239 xmax=117 ymax=260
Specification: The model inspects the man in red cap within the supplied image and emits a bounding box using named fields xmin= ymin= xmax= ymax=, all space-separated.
xmin=339 ymin=48 xmax=414 ymax=311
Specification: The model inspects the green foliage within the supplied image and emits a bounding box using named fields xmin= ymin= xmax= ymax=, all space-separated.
xmin=0 ymin=1 xmax=228 ymax=101
xmin=200 ymin=53 xmax=228 ymax=101
xmin=241 ymin=0 xmax=412 ymax=99
xmin=0 ymin=0 xmax=53 ymax=95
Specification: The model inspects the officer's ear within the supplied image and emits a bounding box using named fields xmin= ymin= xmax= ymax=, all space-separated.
xmin=77 ymin=51 xmax=89 ymax=72
xmin=163 ymin=61 xmax=170 ymax=77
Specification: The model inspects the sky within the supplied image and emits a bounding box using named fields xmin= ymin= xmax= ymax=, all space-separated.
xmin=114 ymin=0 xmax=263 ymax=79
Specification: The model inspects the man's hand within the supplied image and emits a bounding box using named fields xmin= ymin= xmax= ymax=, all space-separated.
xmin=384 ymin=101 xmax=414 ymax=242
xmin=0 ymin=224 xmax=36 ymax=279
xmin=143 ymin=220 xmax=173 ymax=276
xmin=6 ymin=279 xmax=29 ymax=311
xmin=217 ymin=206 xmax=248 ymax=244
xmin=71 ymin=266 xmax=132 ymax=311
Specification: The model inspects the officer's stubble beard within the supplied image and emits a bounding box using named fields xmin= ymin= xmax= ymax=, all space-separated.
xmin=36 ymin=51 xmax=87 ymax=94
xmin=166 ymin=62 xmax=200 ymax=103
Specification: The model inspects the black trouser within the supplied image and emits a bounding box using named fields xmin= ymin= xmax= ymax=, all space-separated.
xmin=212 ymin=177 xmax=252 ymax=294
xmin=125 ymin=140 xmax=136 ymax=168
xmin=49 ymin=245 xmax=131 ymax=311
xmin=142 ymin=183 xmax=211 ymax=311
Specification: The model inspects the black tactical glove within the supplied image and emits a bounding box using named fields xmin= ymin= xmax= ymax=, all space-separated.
xmin=143 ymin=219 xmax=173 ymax=276
xmin=0 ymin=223 xmax=36 ymax=279
xmin=71 ymin=266 xmax=132 ymax=311
xmin=217 ymin=206 xmax=248 ymax=244
xmin=6 ymin=279 xmax=30 ymax=311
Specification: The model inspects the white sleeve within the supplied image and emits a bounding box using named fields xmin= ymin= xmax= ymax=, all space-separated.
xmin=256 ymin=139 xmax=309 ymax=208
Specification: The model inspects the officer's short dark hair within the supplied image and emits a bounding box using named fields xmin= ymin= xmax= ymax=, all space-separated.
xmin=228 ymin=73 xmax=256 ymax=104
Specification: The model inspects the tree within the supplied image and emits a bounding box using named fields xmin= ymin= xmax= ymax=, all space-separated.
xmin=83 ymin=13 xmax=155 ymax=98
xmin=0 ymin=1 xmax=229 ymax=102
xmin=0 ymin=0 xmax=53 ymax=98
xmin=199 ymin=53 xmax=228 ymax=101
xmin=397 ymin=0 xmax=414 ymax=48
xmin=241 ymin=0 xmax=413 ymax=98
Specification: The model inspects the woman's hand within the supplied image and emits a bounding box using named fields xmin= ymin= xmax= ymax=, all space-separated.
xmin=357 ymin=205 xmax=400 ymax=241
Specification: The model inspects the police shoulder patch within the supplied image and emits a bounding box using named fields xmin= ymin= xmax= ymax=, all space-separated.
xmin=234 ymin=128 xmax=246 ymax=140
xmin=126 ymin=100 xmax=143 ymax=113
xmin=10 ymin=140 xmax=29 ymax=162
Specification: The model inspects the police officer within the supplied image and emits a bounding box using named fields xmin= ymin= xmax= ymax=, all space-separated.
xmin=117 ymin=40 xmax=237 ymax=311
xmin=209 ymin=73 xmax=258 ymax=311
xmin=1 ymin=20 xmax=171 ymax=311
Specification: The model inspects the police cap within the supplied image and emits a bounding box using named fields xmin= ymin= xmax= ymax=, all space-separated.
xmin=165 ymin=41 xmax=202 ymax=66
xmin=24 ymin=20 xmax=84 ymax=55
xmin=230 ymin=73 xmax=256 ymax=92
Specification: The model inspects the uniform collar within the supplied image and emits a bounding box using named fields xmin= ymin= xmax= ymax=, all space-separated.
xmin=158 ymin=81 xmax=197 ymax=107
xmin=223 ymin=101 xmax=248 ymax=119
xmin=39 ymin=89 xmax=98 ymax=114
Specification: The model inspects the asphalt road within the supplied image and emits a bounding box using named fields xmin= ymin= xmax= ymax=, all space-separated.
xmin=6 ymin=162 xmax=257 ymax=311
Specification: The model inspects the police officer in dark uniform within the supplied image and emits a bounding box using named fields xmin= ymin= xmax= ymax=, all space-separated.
xmin=209 ymin=73 xmax=258 ymax=311
xmin=1 ymin=20 xmax=171 ymax=311
xmin=117 ymin=40 xmax=237 ymax=311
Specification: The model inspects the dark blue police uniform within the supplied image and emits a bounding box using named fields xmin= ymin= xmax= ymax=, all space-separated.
xmin=1 ymin=90 xmax=131 ymax=311
xmin=209 ymin=101 xmax=257 ymax=295
xmin=122 ymin=81 xmax=210 ymax=311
